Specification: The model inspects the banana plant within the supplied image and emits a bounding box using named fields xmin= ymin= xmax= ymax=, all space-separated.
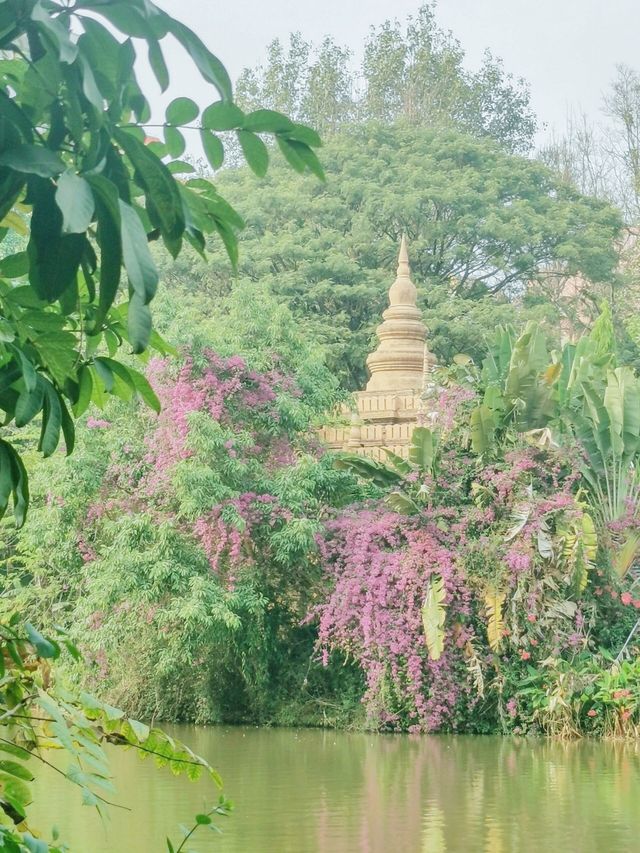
xmin=484 ymin=587 xmax=506 ymax=652
xmin=469 ymin=310 xmax=616 ymax=456
xmin=467 ymin=307 xmax=640 ymax=579
xmin=421 ymin=574 xmax=446 ymax=660
xmin=334 ymin=427 xmax=440 ymax=515
xmin=572 ymin=366 xmax=640 ymax=576
xmin=469 ymin=322 xmax=558 ymax=455
xmin=559 ymin=509 xmax=598 ymax=592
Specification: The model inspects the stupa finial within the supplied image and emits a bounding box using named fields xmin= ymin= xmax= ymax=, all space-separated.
xmin=388 ymin=233 xmax=417 ymax=308
xmin=365 ymin=235 xmax=429 ymax=392
xmin=397 ymin=233 xmax=410 ymax=277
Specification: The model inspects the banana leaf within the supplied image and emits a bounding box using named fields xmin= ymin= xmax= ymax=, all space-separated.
xmin=409 ymin=427 xmax=436 ymax=472
xmin=422 ymin=574 xmax=447 ymax=660
xmin=484 ymin=588 xmax=506 ymax=652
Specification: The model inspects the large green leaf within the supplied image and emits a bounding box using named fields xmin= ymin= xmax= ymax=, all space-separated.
xmin=32 ymin=330 xmax=78 ymax=386
xmin=0 ymin=771 xmax=31 ymax=818
xmin=382 ymin=448 xmax=411 ymax=475
xmin=165 ymin=97 xmax=199 ymax=125
xmin=0 ymin=439 xmax=29 ymax=526
xmin=24 ymin=622 xmax=58 ymax=659
xmin=470 ymin=404 xmax=497 ymax=455
xmin=385 ymin=491 xmax=420 ymax=515
xmin=613 ymin=532 xmax=640 ymax=578
xmin=604 ymin=367 xmax=640 ymax=461
xmin=119 ymin=200 xmax=158 ymax=304
xmin=0 ymin=145 xmax=64 ymax=177
xmin=278 ymin=137 xmax=324 ymax=180
xmin=200 ymin=129 xmax=224 ymax=170
xmin=127 ymin=366 xmax=160 ymax=412
xmin=484 ymin=588 xmax=505 ymax=652
xmin=333 ymin=453 xmax=403 ymax=488
xmin=164 ymin=126 xmax=185 ymax=158
xmin=88 ymin=175 xmax=123 ymax=326
xmin=163 ymin=18 xmax=232 ymax=100
xmin=55 ymin=171 xmax=95 ymax=234
xmin=243 ymin=109 xmax=293 ymax=133
xmin=127 ymin=294 xmax=152 ymax=353
xmin=421 ymin=575 xmax=446 ymax=660
xmin=202 ymin=101 xmax=243 ymax=131
xmin=147 ymin=37 xmax=169 ymax=91
xmin=408 ymin=427 xmax=436 ymax=472
xmin=31 ymin=0 xmax=78 ymax=64
xmin=114 ymin=129 xmax=185 ymax=247
xmin=15 ymin=379 xmax=44 ymax=427
xmin=73 ymin=365 xmax=93 ymax=417
xmin=0 ymin=251 xmax=28 ymax=278
xmin=38 ymin=383 xmax=62 ymax=457
xmin=27 ymin=178 xmax=85 ymax=302
xmin=237 ymin=131 xmax=269 ymax=177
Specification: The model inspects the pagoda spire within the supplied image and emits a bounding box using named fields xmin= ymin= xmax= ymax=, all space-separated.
xmin=365 ymin=236 xmax=430 ymax=392
xmin=398 ymin=233 xmax=410 ymax=274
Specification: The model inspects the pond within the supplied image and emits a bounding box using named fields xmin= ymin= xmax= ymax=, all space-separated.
xmin=32 ymin=726 xmax=640 ymax=852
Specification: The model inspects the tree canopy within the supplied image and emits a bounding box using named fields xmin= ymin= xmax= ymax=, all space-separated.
xmin=161 ymin=124 xmax=622 ymax=388
xmin=0 ymin=0 xmax=323 ymax=526
xmin=237 ymin=3 xmax=537 ymax=152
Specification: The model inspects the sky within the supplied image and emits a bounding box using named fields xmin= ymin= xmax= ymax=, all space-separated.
xmin=154 ymin=0 xmax=640 ymax=144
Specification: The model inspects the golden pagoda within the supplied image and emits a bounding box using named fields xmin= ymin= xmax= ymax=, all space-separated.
xmin=319 ymin=236 xmax=437 ymax=460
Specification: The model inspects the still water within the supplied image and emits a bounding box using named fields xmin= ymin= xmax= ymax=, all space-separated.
xmin=32 ymin=726 xmax=640 ymax=852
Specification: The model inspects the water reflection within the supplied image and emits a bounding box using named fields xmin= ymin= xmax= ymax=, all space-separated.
xmin=32 ymin=727 xmax=640 ymax=852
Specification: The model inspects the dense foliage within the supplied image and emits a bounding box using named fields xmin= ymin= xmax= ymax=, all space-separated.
xmin=158 ymin=124 xmax=622 ymax=388
xmin=237 ymin=2 xmax=537 ymax=153
xmin=8 ymin=301 xmax=640 ymax=742
xmin=0 ymin=4 xmax=638 ymax=848
xmin=0 ymin=0 xmax=322 ymax=524
xmin=4 ymin=289 xmax=365 ymax=726
xmin=0 ymin=0 xmax=322 ymax=847
xmin=324 ymin=311 xmax=640 ymax=735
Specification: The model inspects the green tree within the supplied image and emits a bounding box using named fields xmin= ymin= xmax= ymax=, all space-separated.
xmin=0 ymin=0 xmax=322 ymax=847
xmin=163 ymin=125 xmax=621 ymax=388
xmin=237 ymin=34 xmax=353 ymax=137
xmin=3 ymin=289 xmax=361 ymax=726
xmin=0 ymin=0 xmax=323 ymax=526
xmin=237 ymin=3 xmax=537 ymax=152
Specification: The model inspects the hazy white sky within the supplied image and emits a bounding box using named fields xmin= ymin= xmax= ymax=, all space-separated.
xmin=155 ymin=0 xmax=640 ymax=141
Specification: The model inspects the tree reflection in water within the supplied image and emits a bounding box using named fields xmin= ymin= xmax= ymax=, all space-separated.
xmin=32 ymin=727 xmax=640 ymax=853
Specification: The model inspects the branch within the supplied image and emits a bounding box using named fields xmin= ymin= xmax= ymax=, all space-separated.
xmin=0 ymin=736 xmax=130 ymax=811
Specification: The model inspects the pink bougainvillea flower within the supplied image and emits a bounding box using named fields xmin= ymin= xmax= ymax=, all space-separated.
xmin=86 ymin=417 xmax=111 ymax=429
xmin=526 ymin=613 xmax=537 ymax=623
xmin=587 ymin=709 xmax=598 ymax=717
xmin=634 ymin=600 xmax=640 ymax=610
xmin=621 ymin=591 xmax=633 ymax=606
xmin=613 ymin=689 xmax=631 ymax=699
xmin=520 ymin=650 xmax=531 ymax=661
